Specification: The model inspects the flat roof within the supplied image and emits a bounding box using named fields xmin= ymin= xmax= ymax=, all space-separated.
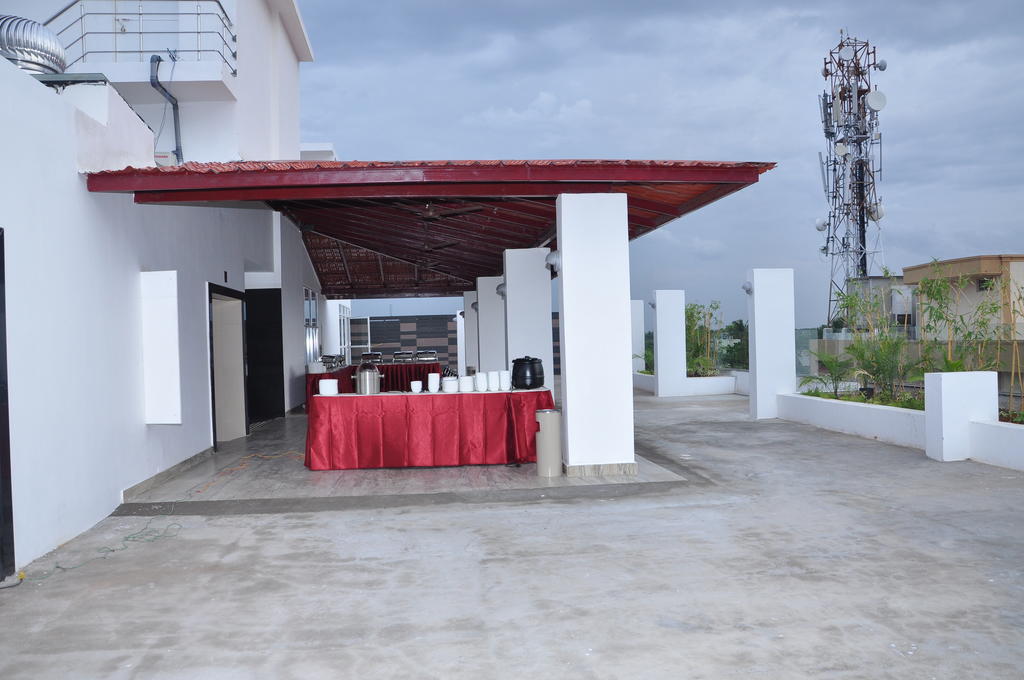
xmin=89 ymin=159 xmax=775 ymax=298
xmin=903 ymin=254 xmax=1024 ymax=284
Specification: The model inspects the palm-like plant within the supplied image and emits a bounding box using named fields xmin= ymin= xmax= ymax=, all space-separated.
xmin=800 ymin=350 xmax=854 ymax=399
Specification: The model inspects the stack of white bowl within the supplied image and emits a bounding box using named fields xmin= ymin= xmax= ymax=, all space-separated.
xmin=441 ymin=376 xmax=459 ymax=393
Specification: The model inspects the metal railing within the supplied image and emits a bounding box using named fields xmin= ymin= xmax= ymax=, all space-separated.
xmin=45 ymin=1 xmax=237 ymax=75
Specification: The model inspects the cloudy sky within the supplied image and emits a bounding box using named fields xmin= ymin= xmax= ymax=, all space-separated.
xmin=294 ymin=0 xmax=1023 ymax=326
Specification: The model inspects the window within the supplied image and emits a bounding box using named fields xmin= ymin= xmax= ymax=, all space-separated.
xmin=304 ymin=288 xmax=320 ymax=364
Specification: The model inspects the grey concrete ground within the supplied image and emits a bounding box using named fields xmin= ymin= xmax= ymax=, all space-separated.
xmin=1 ymin=393 xmax=1022 ymax=678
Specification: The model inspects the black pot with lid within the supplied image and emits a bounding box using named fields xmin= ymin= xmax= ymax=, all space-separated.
xmin=511 ymin=356 xmax=544 ymax=389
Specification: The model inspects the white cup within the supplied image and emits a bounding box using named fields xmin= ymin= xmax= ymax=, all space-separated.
xmin=427 ymin=373 xmax=441 ymax=393
xmin=318 ymin=378 xmax=339 ymax=396
xmin=474 ymin=373 xmax=488 ymax=392
xmin=487 ymin=371 xmax=501 ymax=392
xmin=499 ymin=370 xmax=512 ymax=391
xmin=410 ymin=380 xmax=423 ymax=393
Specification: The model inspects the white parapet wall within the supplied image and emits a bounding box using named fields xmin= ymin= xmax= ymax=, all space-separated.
xmin=776 ymin=371 xmax=1024 ymax=472
xmin=969 ymin=421 xmax=1024 ymax=471
xmin=632 ymin=372 xmax=656 ymax=393
xmin=777 ymin=394 xmax=926 ymax=449
xmin=731 ymin=370 xmax=750 ymax=395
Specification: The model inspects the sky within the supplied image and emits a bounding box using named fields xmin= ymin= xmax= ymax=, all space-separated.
xmin=294 ymin=0 xmax=1024 ymax=326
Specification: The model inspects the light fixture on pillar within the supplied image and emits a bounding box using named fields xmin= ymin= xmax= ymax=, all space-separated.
xmin=741 ymin=281 xmax=753 ymax=295
xmin=544 ymin=250 xmax=561 ymax=273
xmin=496 ymin=282 xmax=507 ymax=299
xmin=648 ymin=301 xmax=656 ymax=309
xmin=470 ymin=301 xmax=479 ymax=311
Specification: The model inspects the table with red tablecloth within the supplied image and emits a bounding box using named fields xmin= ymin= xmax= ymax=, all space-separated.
xmin=304 ymin=389 xmax=556 ymax=470
xmin=305 ymin=362 xmax=442 ymax=404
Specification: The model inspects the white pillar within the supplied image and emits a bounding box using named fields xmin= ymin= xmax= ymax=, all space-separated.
xmin=654 ymin=290 xmax=687 ymax=397
xmin=925 ymin=371 xmax=998 ymax=462
xmin=747 ymin=268 xmax=795 ymax=420
xmin=631 ymin=299 xmax=645 ymax=373
xmin=462 ymin=291 xmax=479 ymax=373
xmin=455 ymin=312 xmax=466 ymax=376
xmin=322 ymin=300 xmax=345 ymax=355
xmin=476 ymin=276 xmax=507 ymax=372
xmin=557 ymin=193 xmax=636 ymax=475
xmin=504 ymin=248 xmax=553 ymax=386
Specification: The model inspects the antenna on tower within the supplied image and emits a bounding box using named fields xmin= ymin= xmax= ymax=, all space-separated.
xmin=815 ymin=34 xmax=888 ymax=323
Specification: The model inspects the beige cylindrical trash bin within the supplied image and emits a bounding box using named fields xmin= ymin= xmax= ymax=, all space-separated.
xmin=535 ymin=409 xmax=562 ymax=477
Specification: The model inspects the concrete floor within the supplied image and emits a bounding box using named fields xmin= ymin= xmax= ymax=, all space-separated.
xmin=2 ymin=393 xmax=1023 ymax=678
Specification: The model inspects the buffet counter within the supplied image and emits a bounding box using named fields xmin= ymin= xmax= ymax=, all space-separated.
xmin=304 ymin=388 xmax=555 ymax=470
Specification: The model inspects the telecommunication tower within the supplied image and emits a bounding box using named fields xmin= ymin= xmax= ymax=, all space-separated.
xmin=815 ymin=31 xmax=888 ymax=322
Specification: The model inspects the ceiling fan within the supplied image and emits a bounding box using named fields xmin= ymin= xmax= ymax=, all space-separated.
xmin=402 ymin=201 xmax=485 ymax=221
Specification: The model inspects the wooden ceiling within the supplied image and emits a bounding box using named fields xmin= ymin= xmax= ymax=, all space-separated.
xmin=88 ymin=159 xmax=775 ymax=298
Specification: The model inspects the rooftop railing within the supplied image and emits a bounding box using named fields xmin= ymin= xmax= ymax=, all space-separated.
xmin=45 ymin=1 xmax=237 ymax=75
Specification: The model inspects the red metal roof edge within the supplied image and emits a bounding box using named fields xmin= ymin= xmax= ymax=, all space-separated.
xmin=90 ymin=159 xmax=776 ymax=177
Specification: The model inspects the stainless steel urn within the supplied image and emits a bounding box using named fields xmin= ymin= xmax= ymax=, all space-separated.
xmin=354 ymin=361 xmax=381 ymax=395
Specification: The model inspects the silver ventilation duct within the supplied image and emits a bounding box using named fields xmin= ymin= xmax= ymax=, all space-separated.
xmin=0 ymin=15 xmax=66 ymax=75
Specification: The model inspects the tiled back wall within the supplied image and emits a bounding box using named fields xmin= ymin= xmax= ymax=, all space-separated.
xmin=351 ymin=313 xmax=562 ymax=376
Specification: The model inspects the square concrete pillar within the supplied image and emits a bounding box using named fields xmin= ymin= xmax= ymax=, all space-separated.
xmin=503 ymin=248 xmax=554 ymax=387
xmin=747 ymin=268 xmax=795 ymax=420
xmin=557 ymin=193 xmax=636 ymax=476
xmin=925 ymin=371 xmax=998 ymax=462
xmin=654 ymin=290 xmax=686 ymax=397
xmin=462 ymin=291 xmax=479 ymax=373
xmin=476 ymin=276 xmax=507 ymax=372
xmin=455 ymin=312 xmax=466 ymax=376
xmin=631 ymin=300 xmax=645 ymax=373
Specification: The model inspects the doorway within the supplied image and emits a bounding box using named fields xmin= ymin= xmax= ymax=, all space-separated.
xmin=209 ymin=285 xmax=247 ymax=446
xmin=0 ymin=229 xmax=13 ymax=579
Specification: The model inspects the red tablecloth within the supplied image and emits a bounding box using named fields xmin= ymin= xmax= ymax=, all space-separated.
xmin=305 ymin=389 xmax=556 ymax=470
xmin=305 ymin=363 xmax=442 ymax=404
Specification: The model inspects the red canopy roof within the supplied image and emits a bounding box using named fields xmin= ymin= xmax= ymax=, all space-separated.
xmin=89 ymin=159 xmax=774 ymax=298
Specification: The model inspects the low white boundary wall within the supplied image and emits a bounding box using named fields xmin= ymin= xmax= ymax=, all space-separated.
xmin=633 ymin=372 xmax=735 ymax=396
xmin=969 ymin=421 xmax=1024 ymax=471
xmin=777 ymin=394 xmax=926 ymax=449
xmin=632 ymin=372 xmax=656 ymax=393
xmin=775 ymin=372 xmax=1024 ymax=472
xmin=731 ymin=370 xmax=749 ymax=395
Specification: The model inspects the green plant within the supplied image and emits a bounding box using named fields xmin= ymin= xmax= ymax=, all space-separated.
xmin=721 ymin=319 xmax=749 ymax=369
xmin=916 ymin=261 xmax=1003 ymax=372
xmin=834 ymin=275 xmax=924 ymax=400
xmin=686 ymin=300 xmax=722 ymax=376
xmin=800 ymin=350 xmax=854 ymax=398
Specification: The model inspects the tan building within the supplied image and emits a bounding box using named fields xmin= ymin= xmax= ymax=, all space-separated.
xmin=903 ymin=255 xmax=1024 ymax=341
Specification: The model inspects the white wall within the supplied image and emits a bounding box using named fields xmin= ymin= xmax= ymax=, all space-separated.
xmin=46 ymin=0 xmax=307 ymax=162
xmin=463 ymin=291 xmax=479 ymax=372
xmin=0 ymin=61 xmax=286 ymax=568
xmin=476 ymin=276 xmax=507 ymax=372
xmin=503 ymin=248 xmax=553 ymax=385
xmin=280 ymin=217 xmax=323 ymax=410
xmin=630 ymin=300 xmax=645 ymax=373
xmin=777 ymin=394 xmax=927 ymax=449
xmin=969 ymin=421 xmax=1024 ymax=471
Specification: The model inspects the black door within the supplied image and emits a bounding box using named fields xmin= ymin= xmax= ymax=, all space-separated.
xmin=245 ymin=289 xmax=285 ymax=422
xmin=0 ymin=229 xmax=14 ymax=579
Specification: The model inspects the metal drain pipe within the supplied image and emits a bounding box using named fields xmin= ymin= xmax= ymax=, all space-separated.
xmin=149 ymin=54 xmax=183 ymax=164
